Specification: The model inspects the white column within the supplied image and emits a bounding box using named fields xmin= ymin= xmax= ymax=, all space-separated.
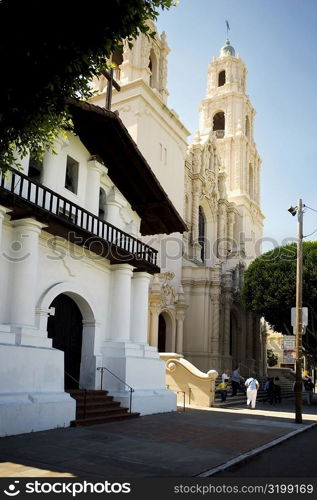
xmin=9 ymin=218 xmax=47 ymax=327
xmin=42 ymin=137 xmax=68 ymax=191
xmin=86 ymin=159 xmax=105 ymax=215
xmin=149 ymin=303 xmax=161 ymax=348
xmin=175 ymin=310 xmax=185 ymax=353
xmin=130 ymin=272 xmax=151 ymax=343
xmin=0 ymin=206 xmax=10 ymax=250
xmin=105 ymin=187 xmax=124 ymax=229
xmin=110 ymin=264 xmax=134 ymax=341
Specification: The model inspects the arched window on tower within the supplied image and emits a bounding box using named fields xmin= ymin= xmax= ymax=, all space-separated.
xmin=218 ymin=70 xmax=226 ymax=87
xmin=198 ymin=206 xmax=206 ymax=262
xmin=249 ymin=164 xmax=254 ymax=200
xmin=111 ymin=45 xmax=123 ymax=81
xmin=213 ymin=111 xmax=225 ymax=139
xmin=245 ymin=115 xmax=250 ymax=140
xmin=149 ymin=49 xmax=158 ymax=89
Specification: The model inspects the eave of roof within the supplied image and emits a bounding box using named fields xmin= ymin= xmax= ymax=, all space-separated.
xmin=67 ymin=99 xmax=187 ymax=236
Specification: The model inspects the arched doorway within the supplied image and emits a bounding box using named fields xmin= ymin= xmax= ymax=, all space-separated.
xmin=158 ymin=314 xmax=166 ymax=352
xmin=47 ymin=294 xmax=83 ymax=389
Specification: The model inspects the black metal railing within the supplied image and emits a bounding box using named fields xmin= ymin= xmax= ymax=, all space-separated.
xmin=0 ymin=169 xmax=158 ymax=268
xmin=97 ymin=366 xmax=134 ymax=413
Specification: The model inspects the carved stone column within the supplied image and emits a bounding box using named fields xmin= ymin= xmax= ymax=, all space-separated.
xmin=210 ymin=264 xmax=222 ymax=358
xmin=191 ymin=179 xmax=201 ymax=260
xmin=149 ymin=303 xmax=161 ymax=348
xmin=175 ymin=285 xmax=187 ymax=354
xmin=227 ymin=211 xmax=235 ymax=251
xmin=217 ymin=202 xmax=227 ymax=258
xmin=149 ymin=274 xmax=161 ymax=348
xmin=223 ymin=271 xmax=233 ymax=359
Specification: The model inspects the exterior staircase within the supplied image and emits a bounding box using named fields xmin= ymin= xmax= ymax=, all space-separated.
xmin=213 ymin=375 xmax=295 ymax=408
xmin=68 ymin=390 xmax=140 ymax=426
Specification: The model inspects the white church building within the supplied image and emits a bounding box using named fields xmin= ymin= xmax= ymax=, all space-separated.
xmin=0 ymin=21 xmax=266 ymax=437
xmin=0 ymin=99 xmax=186 ymax=437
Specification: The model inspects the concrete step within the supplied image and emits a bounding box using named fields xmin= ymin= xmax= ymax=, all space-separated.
xmin=68 ymin=389 xmax=140 ymax=426
xmin=71 ymin=412 xmax=140 ymax=426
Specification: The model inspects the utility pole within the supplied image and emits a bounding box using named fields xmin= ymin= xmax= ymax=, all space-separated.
xmin=294 ymin=198 xmax=303 ymax=423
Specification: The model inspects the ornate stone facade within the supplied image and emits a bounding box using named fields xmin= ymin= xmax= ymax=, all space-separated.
xmin=181 ymin=40 xmax=265 ymax=375
xmin=90 ymin=30 xmax=266 ymax=377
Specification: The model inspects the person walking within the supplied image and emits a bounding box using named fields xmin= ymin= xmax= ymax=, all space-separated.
xmin=304 ymin=376 xmax=314 ymax=405
xmin=273 ymin=376 xmax=282 ymax=404
xmin=245 ymin=374 xmax=260 ymax=409
xmin=231 ymin=366 xmax=242 ymax=396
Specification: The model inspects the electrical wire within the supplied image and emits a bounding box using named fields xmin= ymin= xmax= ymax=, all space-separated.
xmin=304 ymin=204 xmax=317 ymax=214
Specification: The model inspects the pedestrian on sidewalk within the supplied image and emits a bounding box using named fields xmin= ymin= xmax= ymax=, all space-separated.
xmin=273 ymin=376 xmax=282 ymax=404
xmin=304 ymin=376 xmax=314 ymax=405
xmin=231 ymin=365 xmax=242 ymax=396
xmin=245 ymin=374 xmax=260 ymax=409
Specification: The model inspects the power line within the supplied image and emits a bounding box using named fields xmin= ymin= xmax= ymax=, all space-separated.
xmin=304 ymin=204 xmax=317 ymax=214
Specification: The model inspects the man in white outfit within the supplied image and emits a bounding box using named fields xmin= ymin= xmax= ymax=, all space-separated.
xmin=245 ymin=375 xmax=260 ymax=409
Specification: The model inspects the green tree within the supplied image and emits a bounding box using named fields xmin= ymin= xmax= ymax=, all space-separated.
xmin=0 ymin=0 xmax=176 ymax=171
xmin=267 ymin=349 xmax=278 ymax=367
xmin=243 ymin=241 xmax=317 ymax=360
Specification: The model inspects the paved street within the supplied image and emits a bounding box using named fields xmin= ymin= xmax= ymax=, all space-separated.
xmin=0 ymin=399 xmax=316 ymax=478
xmin=213 ymin=424 xmax=317 ymax=477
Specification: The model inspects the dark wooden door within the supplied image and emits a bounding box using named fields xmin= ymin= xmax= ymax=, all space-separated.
xmin=47 ymin=294 xmax=83 ymax=389
xmin=158 ymin=314 xmax=166 ymax=352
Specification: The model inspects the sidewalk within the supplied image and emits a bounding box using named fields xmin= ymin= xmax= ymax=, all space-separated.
xmin=1 ymin=399 xmax=316 ymax=478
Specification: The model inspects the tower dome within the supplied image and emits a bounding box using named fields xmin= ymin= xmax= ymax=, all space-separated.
xmin=220 ymin=39 xmax=235 ymax=57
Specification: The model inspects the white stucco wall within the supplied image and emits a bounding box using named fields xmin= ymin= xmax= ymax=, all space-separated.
xmin=0 ymin=133 xmax=176 ymax=436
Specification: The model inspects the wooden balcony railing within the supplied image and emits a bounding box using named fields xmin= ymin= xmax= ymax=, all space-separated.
xmin=0 ymin=169 xmax=159 ymax=272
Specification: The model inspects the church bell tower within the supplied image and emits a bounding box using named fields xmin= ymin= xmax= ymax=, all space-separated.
xmin=198 ymin=38 xmax=264 ymax=261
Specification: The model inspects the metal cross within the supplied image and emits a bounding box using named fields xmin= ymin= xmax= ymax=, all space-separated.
xmin=102 ymin=68 xmax=121 ymax=110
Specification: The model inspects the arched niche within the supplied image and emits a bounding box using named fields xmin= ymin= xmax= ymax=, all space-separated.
xmin=218 ymin=70 xmax=226 ymax=87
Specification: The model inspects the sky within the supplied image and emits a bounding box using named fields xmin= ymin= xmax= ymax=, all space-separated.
xmin=156 ymin=0 xmax=317 ymax=252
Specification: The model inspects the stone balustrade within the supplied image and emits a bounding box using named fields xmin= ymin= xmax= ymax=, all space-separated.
xmin=159 ymin=353 xmax=218 ymax=407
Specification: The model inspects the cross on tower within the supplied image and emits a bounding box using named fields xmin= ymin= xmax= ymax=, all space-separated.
xmin=102 ymin=68 xmax=121 ymax=110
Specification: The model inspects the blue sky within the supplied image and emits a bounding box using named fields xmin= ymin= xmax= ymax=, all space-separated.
xmin=156 ymin=0 xmax=317 ymax=252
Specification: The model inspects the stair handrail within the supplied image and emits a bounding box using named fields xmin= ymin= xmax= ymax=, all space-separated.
xmin=239 ymin=362 xmax=252 ymax=378
xmin=97 ymin=366 xmax=134 ymax=413
xmin=65 ymin=371 xmax=87 ymax=420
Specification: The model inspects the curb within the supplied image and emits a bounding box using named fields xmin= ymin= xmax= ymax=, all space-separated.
xmin=196 ymin=422 xmax=317 ymax=477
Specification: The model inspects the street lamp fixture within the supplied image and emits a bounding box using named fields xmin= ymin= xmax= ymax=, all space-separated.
xmin=288 ymin=206 xmax=297 ymax=216
xmin=288 ymin=199 xmax=303 ymax=423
